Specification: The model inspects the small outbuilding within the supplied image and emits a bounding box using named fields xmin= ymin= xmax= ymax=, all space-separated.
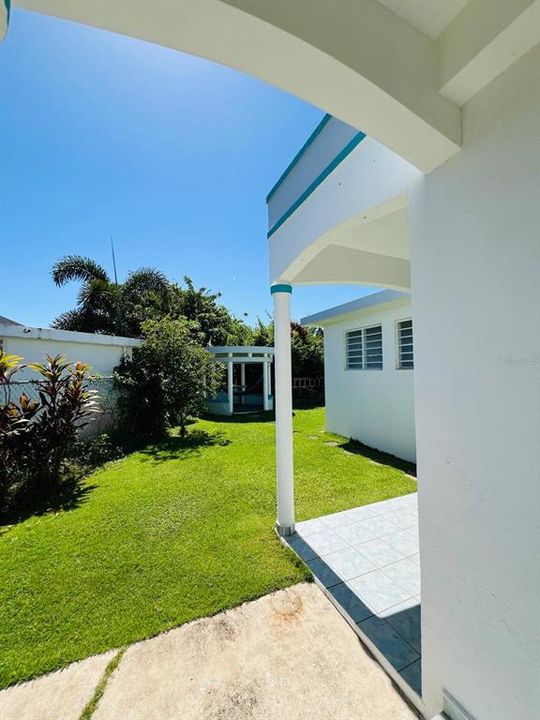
xmin=206 ymin=346 xmax=274 ymax=415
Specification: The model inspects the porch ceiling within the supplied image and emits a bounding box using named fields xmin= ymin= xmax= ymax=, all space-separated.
xmin=292 ymin=246 xmax=410 ymax=290
xmin=333 ymin=208 xmax=410 ymax=261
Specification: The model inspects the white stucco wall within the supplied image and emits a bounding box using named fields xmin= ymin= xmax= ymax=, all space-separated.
xmin=0 ymin=326 xmax=140 ymax=380
xmin=319 ymin=296 xmax=416 ymax=463
xmin=410 ymin=46 xmax=540 ymax=720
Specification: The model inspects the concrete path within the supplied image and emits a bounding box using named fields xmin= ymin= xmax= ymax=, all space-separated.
xmin=0 ymin=584 xmax=417 ymax=720
xmin=0 ymin=651 xmax=115 ymax=720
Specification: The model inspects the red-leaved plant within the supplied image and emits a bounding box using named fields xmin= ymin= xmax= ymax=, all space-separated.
xmin=0 ymin=352 xmax=100 ymax=514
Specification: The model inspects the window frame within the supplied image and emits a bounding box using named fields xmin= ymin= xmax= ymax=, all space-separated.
xmin=395 ymin=317 xmax=414 ymax=370
xmin=344 ymin=323 xmax=383 ymax=371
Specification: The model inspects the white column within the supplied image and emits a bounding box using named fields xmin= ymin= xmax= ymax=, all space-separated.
xmin=272 ymin=283 xmax=294 ymax=536
xmin=227 ymin=356 xmax=234 ymax=415
xmin=263 ymin=358 xmax=270 ymax=411
xmin=240 ymin=363 xmax=246 ymax=406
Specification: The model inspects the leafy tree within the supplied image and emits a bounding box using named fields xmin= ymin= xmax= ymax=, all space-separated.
xmin=118 ymin=268 xmax=173 ymax=336
xmin=51 ymin=259 xmax=252 ymax=345
xmin=171 ymin=276 xmax=253 ymax=346
xmin=252 ymin=318 xmax=324 ymax=378
xmin=51 ymin=255 xmax=172 ymax=336
xmin=252 ymin=315 xmax=274 ymax=347
xmin=115 ymin=317 xmax=222 ymax=441
xmin=290 ymin=321 xmax=324 ymax=378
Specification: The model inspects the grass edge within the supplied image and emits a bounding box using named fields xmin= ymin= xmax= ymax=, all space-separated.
xmin=79 ymin=648 xmax=126 ymax=720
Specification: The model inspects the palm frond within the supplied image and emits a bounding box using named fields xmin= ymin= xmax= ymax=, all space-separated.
xmin=51 ymin=255 xmax=110 ymax=287
xmin=123 ymin=268 xmax=169 ymax=296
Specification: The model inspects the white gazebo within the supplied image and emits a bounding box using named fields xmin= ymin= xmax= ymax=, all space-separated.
xmin=206 ymin=346 xmax=274 ymax=415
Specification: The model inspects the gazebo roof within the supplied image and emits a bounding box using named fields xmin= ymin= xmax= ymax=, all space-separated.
xmin=207 ymin=346 xmax=274 ymax=361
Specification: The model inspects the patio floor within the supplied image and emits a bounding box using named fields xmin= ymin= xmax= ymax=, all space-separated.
xmin=285 ymin=492 xmax=421 ymax=701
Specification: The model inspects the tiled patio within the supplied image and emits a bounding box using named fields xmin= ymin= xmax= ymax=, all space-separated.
xmin=285 ymin=493 xmax=421 ymax=701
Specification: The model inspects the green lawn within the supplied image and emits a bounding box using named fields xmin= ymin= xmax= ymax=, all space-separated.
xmin=0 ymin=407 xmax=416 ymax=688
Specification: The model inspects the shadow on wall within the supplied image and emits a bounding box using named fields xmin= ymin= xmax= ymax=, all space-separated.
xmin=339 ymin=439 xmax=416 ymax=478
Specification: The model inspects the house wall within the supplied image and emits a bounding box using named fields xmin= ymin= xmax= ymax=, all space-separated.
xmin=410 ymin=46 xmax=540 ymax=720
xmin=322 ymin=297 xmax=416 ymax=463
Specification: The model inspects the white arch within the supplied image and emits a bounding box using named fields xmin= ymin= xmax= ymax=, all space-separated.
xmin=16 ymin=0 xmax=461 ymax=172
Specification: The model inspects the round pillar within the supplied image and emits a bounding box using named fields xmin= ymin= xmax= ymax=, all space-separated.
xmin=271 ymin=283 xmax=294 ymax=536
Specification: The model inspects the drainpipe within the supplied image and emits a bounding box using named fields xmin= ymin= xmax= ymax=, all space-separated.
xmin=271 ymin=283 xmax=294 ymax=536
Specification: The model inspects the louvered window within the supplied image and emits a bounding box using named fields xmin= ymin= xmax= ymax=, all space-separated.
xmin=346 ymin=325 xmax=383 ymax=370
xmin=397 ymin=319 xmax=414 ymax=369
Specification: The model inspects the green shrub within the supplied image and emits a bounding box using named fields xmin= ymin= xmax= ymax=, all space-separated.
xmin=115 ymin=317 xmax=222 ymax=443
xmin=69 ymin=433 xmax=124 ymax=470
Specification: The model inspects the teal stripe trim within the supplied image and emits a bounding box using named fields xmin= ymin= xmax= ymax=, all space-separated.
xmin=267 ymin=131 xmax=366 ymax=239
xmin=270 ymin=284 xmax=292 ymax=295
xmin=266 ymin=114 xmax=331 ymax=202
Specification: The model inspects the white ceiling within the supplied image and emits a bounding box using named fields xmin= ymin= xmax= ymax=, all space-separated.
xmin=377 ymin=0 xmax=469 ymax=38
xmin=333 ymin=208 xmax=410 ymax=260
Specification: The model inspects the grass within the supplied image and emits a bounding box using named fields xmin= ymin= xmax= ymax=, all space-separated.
xmin=0 ymin=407 xmax=416 ymax=688
xmin=79 ymin=648 xmax=125 ymax=720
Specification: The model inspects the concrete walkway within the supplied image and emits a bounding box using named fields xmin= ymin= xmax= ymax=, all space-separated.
xmin=0 ymin=584 xmax=417 ymax=720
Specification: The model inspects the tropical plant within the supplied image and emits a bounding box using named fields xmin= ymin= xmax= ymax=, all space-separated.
xmin=0 ymin=352 xmax=100 ymax=515
xmin=0 ymin=354 xmax=40 ymax=509
xmin=115 ymin=317 xmax=222 ymax=442
xmin=51 ymin=255 xmax=172 ymax=336
xmin=28 ymin=355 xmax=100 ymax=492
xmin=52 ymin=255 xmax=119 ymax=334
xmin=51 ymin=258 xmax=253 ymax=345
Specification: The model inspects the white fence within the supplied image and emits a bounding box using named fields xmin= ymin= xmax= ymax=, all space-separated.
xmin=292 ymin=377 xmax=324 ymax=390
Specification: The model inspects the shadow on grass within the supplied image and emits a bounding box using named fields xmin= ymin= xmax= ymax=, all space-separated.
xmin=339 ymin=439 xmax=417 ymax=477
xmin=140 ymin=429 xmax=231 ymax=463
xmin=203 ymin=411 xmax=276 ymax=424
xmin=0 ymin=478 xmax=97 ymax=530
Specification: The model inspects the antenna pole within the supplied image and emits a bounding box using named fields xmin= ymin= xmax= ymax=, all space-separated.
xmin=110 ymin=235 xmax=118 ymax=284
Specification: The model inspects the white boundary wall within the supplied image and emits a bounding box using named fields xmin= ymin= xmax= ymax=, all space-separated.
xmin=304 ymin=293 xmax=416 ymax=463
xmin=0 ymin=324 xmax=140 ymax=379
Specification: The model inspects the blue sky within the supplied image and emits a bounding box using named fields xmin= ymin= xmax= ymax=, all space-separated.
xmin=0 ymin=10 xmax=374 ymax=328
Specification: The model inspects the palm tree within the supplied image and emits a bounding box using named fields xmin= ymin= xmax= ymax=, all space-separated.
xmin=51 ymin=255 xmax=171 ymax=337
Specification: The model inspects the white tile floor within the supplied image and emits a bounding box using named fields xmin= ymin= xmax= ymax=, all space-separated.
xmin=286 ymin=493 xmax=422 ymax=697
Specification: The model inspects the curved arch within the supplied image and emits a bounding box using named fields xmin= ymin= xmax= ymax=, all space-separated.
xmin=16 ymin=0 xmax=460 ymax=171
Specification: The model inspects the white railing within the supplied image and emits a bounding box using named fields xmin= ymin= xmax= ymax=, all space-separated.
xmin=292 ymin=377 xmax=324 ymax=390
